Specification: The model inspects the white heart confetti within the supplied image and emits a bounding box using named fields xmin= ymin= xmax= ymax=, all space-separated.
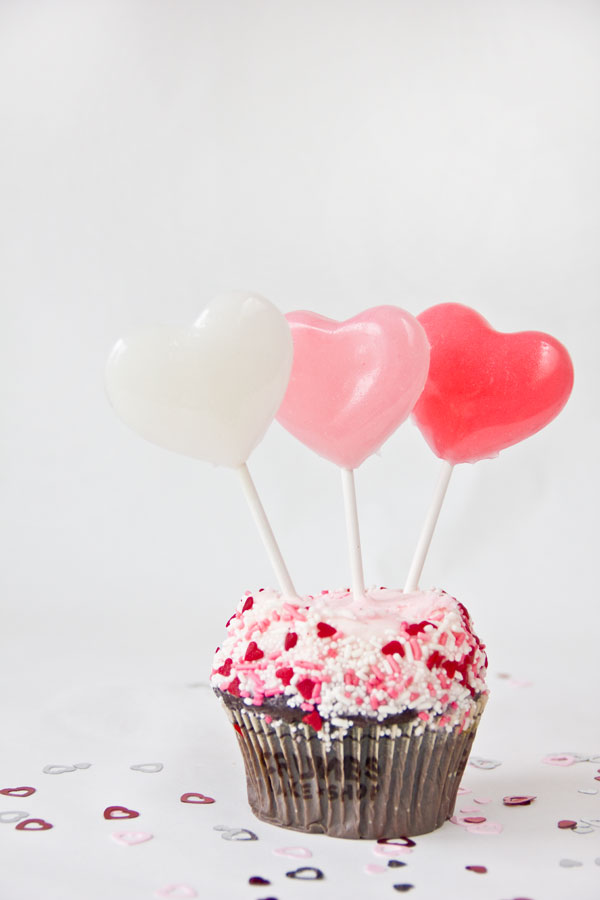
xmin=0 ymin=811 xmax=29 ymax=824
xmin=130 ymin=763 xmax=164 ymax=774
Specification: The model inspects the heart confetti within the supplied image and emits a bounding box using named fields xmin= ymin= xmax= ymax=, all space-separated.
xmin=364 ymin=864 xmax=386 ymax=875
xmin=466 ymin=866 xmax=487 ymax=874
xmin=393 ymin=886 xmax=414 ymax=893
xmin=559 ymin=859 xmax=583 ymax=868
xmin=155 ymin=886 xmax=197 ymax=899
xmin=466 ymin=821 xmax=503 ymax=835
xmin=217 ymin=827 xmax=258 ymax=842
xmin=377 ymin=836 xmax=417 ymax=848
xmin=557 ymin=819 xmax=577 ymax=830
xmin=273 ymin=846 xmax=312 ymax=859
xmin=73 ymin=763 xmax=92 ymax=770
xmin=248 ymin=877 xmax=271 ymax=886
xmin=285 ymin=867 xmax=324 ymax=881
xmin=0 ymin=811 xmax=29 ymax=824
xmin=412 ymin=302 xmax=573 ymax=463
xmin=131 ymin=763 xmax=164 ymax=774
xmin=42 ymin=765 xmax=77 ymax=775
xmin=104 ymin=806 xmax=140 ymax=820
xmin=180 ymin=793 xmax=215 ymax=805
xmin=106 ymin=292 xmax=293 ymax=468
xmin=0 ymin=787 xmax=36 ymax=798
xmin=388 ymin=860 xmax=407 ymax=868
xmin=469 ymin=757 xmax=502 ymax=770
xmin=542 ymin=754 xmax=577 ymax=767
xmin=111 ymin=831 xmax=153 ymax=846
xmin=503 ymin=796 xmax=536 ymax=806
xmin=276 ymin=306 xmax=430 ymax=468
xmin=15 ymin=818 xmax=53 ymax=831
xmin=372 ymin=843 xmax=413 ymax=858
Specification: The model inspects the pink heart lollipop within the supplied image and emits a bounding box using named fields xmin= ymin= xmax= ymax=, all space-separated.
xmin=276 ymin=306 xmax=430 ymax=468
xmin=412 ymin=303 xmax=574 ymax=464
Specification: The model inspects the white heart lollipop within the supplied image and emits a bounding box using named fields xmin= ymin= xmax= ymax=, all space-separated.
xmin=105 ymin=291 xmax=293 ymax=467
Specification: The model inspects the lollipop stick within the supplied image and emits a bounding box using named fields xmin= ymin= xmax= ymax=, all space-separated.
xmin=404 ymin=460 xmax=454 ymax=593
xmin=341 ymin=467 xmax=366 ymax=601
xmin=237 ymin=463 xmax=298 ymax=598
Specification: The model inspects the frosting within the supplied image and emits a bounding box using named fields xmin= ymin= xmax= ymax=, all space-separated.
xmin=211 ymin=587 xmax=487 ymax=738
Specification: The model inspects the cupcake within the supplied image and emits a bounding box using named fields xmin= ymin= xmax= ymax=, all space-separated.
xmin=211 ymin=585 xmax=488 ymax=839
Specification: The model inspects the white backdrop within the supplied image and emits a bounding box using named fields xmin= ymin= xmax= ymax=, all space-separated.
xmin=1 ymin=2 xmax=599 ymax=899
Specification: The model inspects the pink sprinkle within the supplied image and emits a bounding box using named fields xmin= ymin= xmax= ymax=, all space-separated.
xmin=271 ymin=610 xmax=280 ymax=621
xmin=344 ymin=671 xmax=359 ymax=686
xmin=440 ymin=693 xmax=449 ymax=704
xmin=264 ymin=715 xmax=272 ymax=724
xmin=268 ymin=651 xmax=282 ymax=661
xmin=387 ymin=656 xmax=402 ymax=674
xmin=418 ymin=711 xmax=430 ymax=721
xmin=295 ymin=660 xmax=323 ymax=670
xmin=454 ymin=632 xmax=465 ymax=647
xmin=387 ymin=687 xmax=399 ymax=699
xmin=371 ymin=665 xmax=386 ymax=680
xmin=439 ymin=715 xmax=450 ymax=727
xmin=370 ymin=695 xmax=381 ymax=710
xmin=355 ymin=697 xmax=364 ymax=706
xmin=239 ymin=690 xmax=251 ymax=698
xmin=300 ymin=702 xmax=314 ymax=712
xmin=326 ymin=648 xmax=338 ymax=658
xmin=252 ymin=694 xmax=264 ymax=706
xmin=438 ymin=631 xmax=448 ymax=645
xmin=409 ymin=691 xmax=420 ymax=702
xmin=409 ymin=638 xmax=422 ymax=660
xmin=264 ymin=688 xmax=282 ymax=697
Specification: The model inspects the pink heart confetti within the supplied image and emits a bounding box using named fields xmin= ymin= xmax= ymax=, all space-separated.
xmin=460 ymin=807 xmax=480 ymax=814
xmin=474 ymin=797 xmax=491 ymax=804
xmin=273 ymin=846 xmax=312 ymax=859
xmin=466 ymin=821 xmax=503 ymax=835
xmin=365 ymin=864 xmax=386 ymax=875
xmin=542 ymin=754 xmax=576 ymax=767
xmin=111 ymin=831 xmax=153 ymax=846
xmin=372 ymin=843 xmax=413 ymax=858
xmin=457 ymin=786 xmax=471 ymax=795
xmin=155 ymin=886 xmax=197 ymax=899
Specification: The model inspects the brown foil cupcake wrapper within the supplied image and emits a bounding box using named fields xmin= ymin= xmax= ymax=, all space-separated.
xmin=219 ymin=695 xmax=487 ymax=839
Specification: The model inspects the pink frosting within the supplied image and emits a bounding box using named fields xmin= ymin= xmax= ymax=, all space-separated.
xmin=211 ymin=587 xmax=488 ymax=736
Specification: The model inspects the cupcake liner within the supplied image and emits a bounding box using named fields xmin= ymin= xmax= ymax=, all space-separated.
xmin=219 ymin=694 xmax=487 ymax=839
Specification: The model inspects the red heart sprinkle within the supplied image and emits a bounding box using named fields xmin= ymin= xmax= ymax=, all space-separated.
xmin=284 ymin=632 xmax=298 ymax=650
xmin=103 ymin=806 xmax=140 ymax=820
xmin=466 ymin=865 xmax=487 ymax=874
xmin=180 ymin=793 xmax=215 ymax=804
xmin=382 ymin=641 xmax=405 ymax=656
xmin=241 ymin=597 xmax=254 ymax=613
xmin=15 ymin=818 xmax=53 ymax=831
xmin=276 ymin=667 xmax=294 ymax=685
xmin=296 ymin=678 xmax=316 ymax=700
xmin=0 ymin=786 xmax=36 ymax=797
xmin=244 ymin=641 xmax=264 ymax=662
xmin=217 ymin=658 xmax=232 ymax=677
xmin=316 ymin=622 xmax=336 ymax=638
xmin=302 ymin=710 xmax=323 ymax=731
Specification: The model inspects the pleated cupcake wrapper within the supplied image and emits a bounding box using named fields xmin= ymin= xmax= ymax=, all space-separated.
xmin=220 ymin=694 xmax=487 ymax=839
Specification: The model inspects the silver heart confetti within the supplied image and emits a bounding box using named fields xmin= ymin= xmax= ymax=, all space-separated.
xmin=42 ymin=765 xmax=77 ymax=775
xmin=469 ymin=757 xmax=502 ymax=770
xmin=559 ymin=859 xmax=583 ymax=867
xmin=130 ymin=763 xmax=164 ymax=774
xmin=0 ymin=810 xmax=29 ymax=824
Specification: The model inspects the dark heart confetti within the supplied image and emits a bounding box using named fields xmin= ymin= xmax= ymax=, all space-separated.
xmin=248 ymin=877 xmax=271 ymax=885
xmin=15 ymin=818 xmax=53 ymax=831
xmin=503 ymin=796 xmax=536 ymax=806
xmin=388 ymin=860 xmax=407 ymax=868
xmin=285 ymin=867 xmax=324 ymax=881
xmin=557 ymin=819 xmax=577 ymax=829
xmin=466 ymin=865 xmax=487 ymax=874
xmin=0 ymin=786 xmax=36 ymax=797
xmin=393 ymin=886 xmax=414 ymax=893
xmin=377 ymin=836 xmax=417 ymax=848
xmin=103 ymin=806 xmax=140 ymax=820
xmin=180 ymin=792 xmax=215 ymax=804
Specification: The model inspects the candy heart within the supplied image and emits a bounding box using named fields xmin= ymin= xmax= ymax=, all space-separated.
xmin=180 ymin=793 xmax=215 ymax=804
xmin=412 ymin=303 xmax=573 ymax=463
xmin=0 ymin=811 xmax=29 ymax=823
xmin=155 ymin=885 xmax=198 ymax=899
xmin=105 ymin=292 xmax=292 ymax=468
xmin=15 ymin=818 xmax=53 ymax=831
xmin=276 ymin=306 xmax=430 ymax=468
xmin=111 ymin=831 xmax=153 ymax=845
xmin=0 ymin=787 xmax=36 ymax=797
xmin=103 ymin=806 xmax=140 ymax=820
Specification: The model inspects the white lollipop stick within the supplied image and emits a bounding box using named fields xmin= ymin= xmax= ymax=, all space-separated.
xmin=237 ymin=463 xmax=298 ymax=599
xmin=341 ymin=468 xmax=366 ymax=601
xmin=404 ymin=460 xmax=454 ymax=593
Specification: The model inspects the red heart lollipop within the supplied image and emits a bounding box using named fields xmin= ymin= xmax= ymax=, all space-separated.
xmin=412 ymin=303 xmax=573 ymax=464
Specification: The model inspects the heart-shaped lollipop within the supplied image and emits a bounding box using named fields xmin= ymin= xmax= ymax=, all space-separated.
xmin=105 ymin=292 xmax=293 ymax=468
xmin=276 ymin=306 xmax=430 ymax=468
xmin=412 ymin=303 xmax=574 ymax=464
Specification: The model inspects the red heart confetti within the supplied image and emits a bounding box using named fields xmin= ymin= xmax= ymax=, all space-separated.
xmin=0 ymin=786 xmax=36 ymax=797
xmin=103 ymin=806 xmax=140 ymax=820
xmin=248 ymin=877 xmax=271 ymax=885
xmin=15 ymin=818 xmax=53 ymax=831
xmin=244 ymin=641 xmax=264 ymax=662
xmin=180 ymin=793 xmax=215 ymax=804
xmin=463 ymin=816 xmax=487 ymax=825
xmin=466 ymin=865 xmax=487 ymax=874
xmin=503 ymin=795 xmax=536 ymax=806
xmin=413 ymin=302 xmax=573 ymax=463
xmin=316 ymin=622 xmax=336 ymax=639
xmin=557 ymin=819 xmax=577 ymax=829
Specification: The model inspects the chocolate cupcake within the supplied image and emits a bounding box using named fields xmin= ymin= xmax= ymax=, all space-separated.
xmin=211 ymin=586 xmax=487 ymax=839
